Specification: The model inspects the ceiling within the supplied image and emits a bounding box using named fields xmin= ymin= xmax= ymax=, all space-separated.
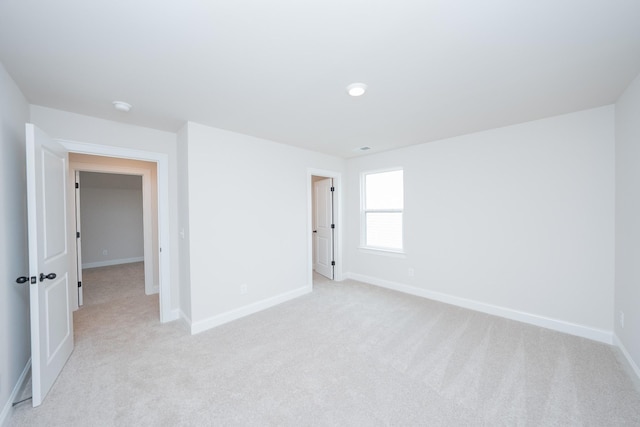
xmin=1 ymin=0 xmax=639 ymax=158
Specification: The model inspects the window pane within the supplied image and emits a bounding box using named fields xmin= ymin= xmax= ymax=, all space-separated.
xmin=366 ymin=212 xmax=402 ymax=249
xmin=365 ymin=170 xmax=403 ymax=210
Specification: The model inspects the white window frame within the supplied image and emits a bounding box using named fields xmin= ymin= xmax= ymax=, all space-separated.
xmin=360 ymin=167 xmax=404 ymax=254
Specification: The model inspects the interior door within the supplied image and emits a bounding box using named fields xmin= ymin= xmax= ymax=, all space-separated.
xmin=26 ymin=123 xmax=74 ymax=407
xmin=74 ymin=170 xmax=83 ymax=306
xmin=314 ymin=178 xmax=334 ymax=279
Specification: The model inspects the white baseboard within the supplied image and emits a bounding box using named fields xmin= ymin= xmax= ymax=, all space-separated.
xmin=179 ymin=309 xmax=192 ymax=332
xmin=167 ymin=309 xmax=180 ymax=322
xmin=614 ymin=334 xmax=640 ymax=381
xmin=145 ymin=286 xmax=160 ymax=296
xmin=0 ymin=358 xmax=31 ymax=427
xmin=190 ymin=285 xmax=312 ymax=335
xmin=158 ymin=308 xmax=179 ymax=324
xmin=347 ymin=273 xmax=613 ymax=345
xmin=82 ymin=257 xmax=144 ymax=269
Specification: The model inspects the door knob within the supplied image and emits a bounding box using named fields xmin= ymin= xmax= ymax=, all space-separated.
xmin=39 ymin=273 xmax=57 ymax=282
xmin=16 ymin=276 xmax=29 ymax=284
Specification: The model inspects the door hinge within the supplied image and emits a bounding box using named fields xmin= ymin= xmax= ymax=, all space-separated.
xmin=76 ymin=231 xmax=80 ymax=238
xmin=331 ymin=224 xmax=335 ymax=229
xmin=331 ymin=261 xmax=336 ymax=266
xmin=75 ymin=182 xmax=79 ymax=189
xmin=331 ymin=186 xmax=335 ymax=192
xmin=78 ymin=281 xmax=82 ymax=288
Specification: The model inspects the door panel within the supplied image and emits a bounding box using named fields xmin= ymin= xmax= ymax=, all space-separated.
xmin=45 ymin=275 xmax=71 ymax=360
xmin=317 ymin=237 xmax=329 ymax=265
xmin=314 ymin=178 xmax=334 ymax=279
xmin=75 ymin=170 xmax=83 ymax=306
xmin=26 ymin=123 xmax=74 ymax=407
xmin=43 ymin=149 xmax=66 ymax=257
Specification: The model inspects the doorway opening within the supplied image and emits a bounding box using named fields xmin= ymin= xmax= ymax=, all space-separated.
xmin=312 ymin=176 xmax=335 ymax=280
xmin=308 ymin=169 xmax=342 ymax=286
xmin=75 ymin=169 xmax=154 ymax=310
xmin=61 ymin=140 xmax=174 ymax=323
xmin=70 ymin=154 xmax=158 ymax=310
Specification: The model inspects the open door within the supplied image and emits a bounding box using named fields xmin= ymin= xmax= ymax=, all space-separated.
xmin=74 ymin=170 xmax=83 ymax=306
xmin=26 ymin=123 xmax=74 ymax=407
xmin=313 ymin=178 xmax=334 ymax=279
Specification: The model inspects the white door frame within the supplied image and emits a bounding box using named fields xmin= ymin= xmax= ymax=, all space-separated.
xmin=59 ymin=139 xmax=173 ymax=323
xmin=307 ymin=168 xmax=343 ymax=284
xmin=72 ymin=164 xmax=156 ymax=298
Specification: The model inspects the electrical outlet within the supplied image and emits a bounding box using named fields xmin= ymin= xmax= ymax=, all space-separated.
xmin=620 ymin=311 xmax=625 ymax=329
xmin=240 ymin=284 xmax=248 ymax=294
xmin=408 ymin=268 xmax=415 ymax=277
xmin=102 ymin=249 xmax=108 ymax=256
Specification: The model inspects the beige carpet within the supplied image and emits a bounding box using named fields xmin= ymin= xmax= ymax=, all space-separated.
xmin=9 ymin=263 xmax=640 ymax=426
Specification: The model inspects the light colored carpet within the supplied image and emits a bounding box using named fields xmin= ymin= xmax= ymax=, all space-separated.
xmin=9 ymin=263 xmax=640 ymax=426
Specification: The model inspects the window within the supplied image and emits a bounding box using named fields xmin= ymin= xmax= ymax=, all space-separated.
xmin=362 ymin=169 xmax=403 ymax=251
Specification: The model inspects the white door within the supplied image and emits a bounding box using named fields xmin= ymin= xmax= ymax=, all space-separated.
xmin=26 ymin=123 xmax=74 ymax=407
xmin=74 ymin=170 xmax=83 ymax=306
xmin=313 ymin=178 xmax=334 ymax=279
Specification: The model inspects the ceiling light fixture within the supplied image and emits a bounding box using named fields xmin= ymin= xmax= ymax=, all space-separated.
xmin=112 ymin=101 xmax=132 ymax=112
xmin=346 ymin=82 xmax=367 ymax=97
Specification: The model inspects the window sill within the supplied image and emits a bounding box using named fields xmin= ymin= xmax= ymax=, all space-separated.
xmin=358 ymin=247 xmax=406 ymax=258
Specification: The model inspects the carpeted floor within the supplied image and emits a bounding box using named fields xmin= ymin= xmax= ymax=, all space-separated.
xmin=9 ymin=263 xmax=640 ymax=426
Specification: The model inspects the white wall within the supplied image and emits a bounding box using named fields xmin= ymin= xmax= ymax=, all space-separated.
xmin=176 ymin=124 xmax=192 ymax=323
xmin=0 ymin=63 xmax=30 ymax=426
xmin=615 ymin=71 xmax=640 ymax=375
xmin=79 ymin=174 xmax=144 ymax=267
xmin=29 ymin=106 xmax=180 ymax=314
xmin=346 ymin=106 xmax=615 ymax=342
xmin=183 ymin=122 xmax=345 ymax=332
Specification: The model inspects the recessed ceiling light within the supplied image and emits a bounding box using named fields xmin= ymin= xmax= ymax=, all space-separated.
xmin=112 ymin=101 xmax=132 ymax=112
xmin=346 ymin=83 xmax=367 ymax=97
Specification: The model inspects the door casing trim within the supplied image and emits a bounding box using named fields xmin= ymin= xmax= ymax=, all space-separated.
xmin=59 ymin=139 xmax=174 ymax=323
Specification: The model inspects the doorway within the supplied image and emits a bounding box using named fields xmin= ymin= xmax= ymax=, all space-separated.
xmin=70 ymin=154 xmax=159 ymax=311
xmin=312 ymin=176 xmax=334 ymax=280
xmin=308 ymin=169 xmax=342 ymax=285
xmin=76 ymin=170 xmax=151 ymax=307
xmin=61 ymin=140 xmax=174 ymax=323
